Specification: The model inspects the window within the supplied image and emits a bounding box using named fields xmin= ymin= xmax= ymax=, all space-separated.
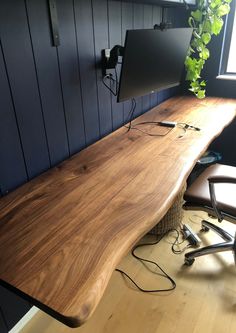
xmin=227 ymin=5 xmax=236 ymax=73
xmin=219 ymin=0 xmax=236 ymax=77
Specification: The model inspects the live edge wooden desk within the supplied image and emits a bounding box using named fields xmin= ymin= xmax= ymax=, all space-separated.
xmin=0 ymin=96 xmax=236 ymax=328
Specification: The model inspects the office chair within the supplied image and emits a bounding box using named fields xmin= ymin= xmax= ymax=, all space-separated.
xmin=183 ymin=163 xmax=236 ymax=266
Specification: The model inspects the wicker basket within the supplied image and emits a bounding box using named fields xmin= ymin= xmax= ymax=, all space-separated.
xmin=149 ymin=184 xmax=186 ymax=235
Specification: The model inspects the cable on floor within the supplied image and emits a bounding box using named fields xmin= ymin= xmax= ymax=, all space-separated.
xmin=115 ymin=232 xmax=176 ymax=293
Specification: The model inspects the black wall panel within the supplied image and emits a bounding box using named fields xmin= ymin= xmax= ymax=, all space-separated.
xmin=92 ymin=0 xmax=113 ymax=137
xmin=121 ymin=1 xmax=134 ymax=122
xmin=0 ymin=0 xmax=187 ymax=329
xmin=142 ymin=5 xmax=153 ymax=113
xmin=0 ymin=286 xmax=31 ymax=331
xmin=0 ymin=307 xmax=7 ymax=333
xmin=133 ymin=3 xmax=144 ymax=118
xmin=151 ymin=5 xmax=162 ymax=107
xmin=57 ymin=0 xmax=86 ymax=154
xmin=108 ymin=0 xmax=124 ymax=130
xmin=0 ymin=0 xmax=50 ymax=179
xmin=25 ymin=0 xmax=70 ymax=166
xmin=74 ymin=0 xmax=100 ymax=145
xmin=0 ymin=44 xmax=28 ymax=195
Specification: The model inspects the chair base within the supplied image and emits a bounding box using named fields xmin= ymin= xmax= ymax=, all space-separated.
xmin=184 ymin=220 xmax=236 ymax=266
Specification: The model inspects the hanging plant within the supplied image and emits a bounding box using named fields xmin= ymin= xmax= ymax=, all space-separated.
xmin=185 ymin=0 xmax=232 ymax=98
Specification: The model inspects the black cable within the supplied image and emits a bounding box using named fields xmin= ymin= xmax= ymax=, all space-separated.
xmin=132 ymin=121 xmax=161 ymax=126
xmin=115 ymin=233 xmax=176 ymax=293
xmin=102 ymin=63 xmax=120 ymax=97
xmin=125 ymin=125 xmax=173 ymax=137
xmin=124 ymin=119 xmax=174 ymax=137
xmin=176 ymin=122 xmax=201 ymax=138
xmin=102 ymin=72 xmax=201 ymax=138
xmin=125 ymin=98 xmax=137 ymax=131
xmin=102 ymin=74 xmax=118 ymax=97
xmin=169 ymin=229 xmax=192 ymax=254
xmin=114 ymin=66 xmax=119 ymax=96
xmin=102 ymin=71 xmax=137 ymax=132
xmin=177 ymin=122 xmax=201 ymax=131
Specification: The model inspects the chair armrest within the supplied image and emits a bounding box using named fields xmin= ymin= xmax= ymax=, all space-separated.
xmin=207 ymin=177 xmax=225 ymax=221
xmin=207 ymin=174 xmax=236 ymax=221
xmin=208 ymin=175 xmax=236 ymax=184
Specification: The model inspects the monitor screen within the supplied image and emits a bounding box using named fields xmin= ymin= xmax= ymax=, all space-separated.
xmin=117 ymin=28 xmax=193 ymax=103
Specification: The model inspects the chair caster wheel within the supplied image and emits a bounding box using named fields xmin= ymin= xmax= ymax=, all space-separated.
xmin=201 ymin=226 xmax=210 ymax=232
xmin=185 ymin=258 xmax=195 ymax=266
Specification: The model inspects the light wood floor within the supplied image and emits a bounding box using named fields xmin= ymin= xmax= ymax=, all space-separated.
xmin=21 ymin=211 xmax=236 ymax=333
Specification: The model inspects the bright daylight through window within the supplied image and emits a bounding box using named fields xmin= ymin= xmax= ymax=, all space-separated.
xmin=227 ymin=4 xmax=236 ymax=73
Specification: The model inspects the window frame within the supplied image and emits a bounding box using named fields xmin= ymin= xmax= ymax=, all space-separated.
xmin=219 ymin=0 xmax=236 ymax=77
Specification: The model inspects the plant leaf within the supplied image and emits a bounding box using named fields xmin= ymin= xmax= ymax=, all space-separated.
xmin=200 ymin=47 xmax=210 ymax=60
xmin=197 ymin=90 xmax=206 ymax=99
xmin=217 ymin=4 xmax=231 ymax=16
xmin=191 ymin=10 xmax=202 ymax=22
xmin=202 ymin=32 xmax=211 ymax=44
xmin=185 ymin=0 xmax=230 ymax=99
xmin=210 ymin=0 xmax=222 ymax=8
xmin=211 ymin=16 xmax=224 ymax=35
xmin=202 ymin=19 xmax=212 ymax=33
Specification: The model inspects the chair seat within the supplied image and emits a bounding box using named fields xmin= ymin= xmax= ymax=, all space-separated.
xmin=184 ymin=164 xmax=236 ymax=217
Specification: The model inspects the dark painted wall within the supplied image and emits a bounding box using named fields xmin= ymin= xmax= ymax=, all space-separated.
xmin=0 ymin=307 xmax=8 ymax=333
xmin=0 ymin=0 xmax=187 ymax=330
xmin=0 ymin=287 xmax=31 ymax=332
xmin=0 ymin=0 xmax=185 ymax=197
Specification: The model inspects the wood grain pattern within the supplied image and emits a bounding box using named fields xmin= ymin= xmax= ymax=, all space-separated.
xmin=21 ymin=212 xmax=236 ymax=333
xmin=0 ymin=96 xmax=235 ymax=327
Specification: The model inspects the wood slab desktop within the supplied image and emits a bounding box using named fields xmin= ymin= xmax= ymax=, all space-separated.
xmin=0 ymin=96 xmax=236 ymax=327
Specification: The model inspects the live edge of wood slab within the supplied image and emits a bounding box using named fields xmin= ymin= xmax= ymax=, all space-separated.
xmin=0 ymin=96 xmax=236 ymax=327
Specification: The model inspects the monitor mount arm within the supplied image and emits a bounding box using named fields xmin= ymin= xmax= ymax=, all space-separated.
xmin=101 ymin=45 xmax=124 ymax=76
xmin=101 ymin=18 xmax=172 ymax=77
xmin=154 ymin=6 xmax=172 ymax=31
xmin=153 ymin=21 xmax=172 ymax=31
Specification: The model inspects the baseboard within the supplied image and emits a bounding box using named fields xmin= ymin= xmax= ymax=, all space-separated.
xmin=9 ymin=307 xmax=39 ymax=333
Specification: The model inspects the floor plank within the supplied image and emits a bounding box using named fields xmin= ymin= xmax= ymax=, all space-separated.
xmin=21 ymin=211 xmax=236 ymax=333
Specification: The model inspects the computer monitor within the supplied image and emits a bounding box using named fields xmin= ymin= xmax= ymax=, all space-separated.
xmin=117 ymin=28 xmax=193 ymax=103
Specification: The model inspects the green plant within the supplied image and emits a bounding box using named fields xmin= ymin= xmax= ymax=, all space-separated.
xmin=185 ymin=0 xmax=232 ymax=98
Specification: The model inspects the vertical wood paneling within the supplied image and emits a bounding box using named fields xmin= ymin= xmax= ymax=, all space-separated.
xmin=151 ymin=5 xmax=162 ymax=107
xmin=74 ymin=0 xmax=100 ymax=145
xmin=133 ymin=3 xmax=144 ymax=117
xmin=121 ymin=1 xmax=133 ymax=123
xmin=143 ymin=4 xmax=153 ymax=112
xmin=0 ymin=307 xmax=7 ymax=333
xmin=92 ymin=0 xmax=113 ymax=137
xmin=56 ymin=0 xmax=86 ymax=154
xmin=0 ymin=286 xmax=31 ymax=331
xmin=152 ymin=4 xmax=162 ymax=26
xmin=25 ymin=0 xmax=69 ymax=165
xmin=0 ymin=43 xmax=28 ymax=194
xmin=108 ymin=0 xmax=124 ymax=130
xmin=0 ymin=0 xmax=50 ymax=179
xmin=158 ymin=88 xmax=171 ymax=104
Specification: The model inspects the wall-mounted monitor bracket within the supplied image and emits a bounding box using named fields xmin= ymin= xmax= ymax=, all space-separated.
xmin=154 ymin=21 xmax=172 ymax=30
xmin=101 ymin=45 xmax=124 ymax=76
xmin=153 ymin=6 xmax=172 ymax=31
